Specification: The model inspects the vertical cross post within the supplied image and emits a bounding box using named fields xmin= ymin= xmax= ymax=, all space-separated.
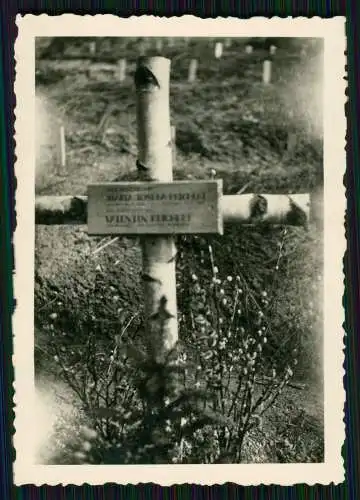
xmin=134 ymin=57 xmax=178 ymax=361
xmin=270 ymin=44 xmax=277 ymax=55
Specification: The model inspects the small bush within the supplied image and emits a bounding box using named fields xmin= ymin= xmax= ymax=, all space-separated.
xmin=44 ymin=232 xmax=315 ymax=464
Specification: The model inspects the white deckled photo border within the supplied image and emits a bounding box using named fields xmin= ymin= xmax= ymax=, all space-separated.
xmin=13 ymin=15 xmax=346 ymax=486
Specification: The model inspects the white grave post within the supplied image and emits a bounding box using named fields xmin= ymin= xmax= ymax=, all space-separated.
xmin=171 ymin=125 xmax=176 ymax=165
xmin=89 ymin=41 xmax=96 ymax=56
xmin=59 ymin=124 xmax=66 ymax=168
xmin=134 ymin=57 xmax=178 ymax=357
xmin=245 ymin=44 xmax=253 ymax=54
xmin=117 ymin=58 xmax=127 ymax=82
xmin=87 ymin=57 xmax=223 ymax=360
xmin=215 ymin=42 xmax=223 ymax=59
xmin=263 ymin=59 xmax=272 ymax=84
xmin=155 ymin=38 xmax=163 ymax=52
xmin=133 ymin=57 xmax=220 ymax=358
xmin=286 ymin=130 xmax=297 ymax=157
xmin=139 ymin=39 xmax=147 ymax=57
xmin=188 ymin=59 xmax=198 ymax=83
xmin=270 ymin=44 xmax=277 ymax=55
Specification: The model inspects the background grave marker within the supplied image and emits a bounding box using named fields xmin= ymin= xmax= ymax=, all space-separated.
xmin=215 ymin=42 xmax=223 ymax=59
xmin=263 ymin=59 xmax=272 ymax=84
xmin=117 ymin=58 xmax=126 ymax=81
xmin=89 ymin=41 xmax=96 ymax=56
xmin=155 ymin=38 xmax=163 ymax=52
xmin=188 ymin=59 xmax=198 ymax=82
xmin=58 ymin=124 xmax=66 ymax=169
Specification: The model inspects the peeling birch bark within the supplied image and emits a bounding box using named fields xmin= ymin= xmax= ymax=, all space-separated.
xmin=134 ymin=56 xmax=178 ymax=361
xmin=221 ymin=193 xmax=311 ymax=226
xmin=35 ymin=193 xmax=315 ymax=227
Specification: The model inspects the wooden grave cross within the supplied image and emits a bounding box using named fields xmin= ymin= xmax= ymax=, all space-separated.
xmin=35 ymin=57 xmax=319 ymax=362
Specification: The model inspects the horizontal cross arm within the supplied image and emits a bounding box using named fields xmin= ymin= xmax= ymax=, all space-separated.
xmin=221 ymin=193 xmax=311 ymax=226
xmin=35 ymin=195 xmax=88 ymax=225
xmin=35 ymin=192 xmax=319 ymax=227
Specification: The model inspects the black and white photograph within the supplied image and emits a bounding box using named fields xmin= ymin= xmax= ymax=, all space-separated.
xmin=13 ymin=16 xmax=345 ymax=485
